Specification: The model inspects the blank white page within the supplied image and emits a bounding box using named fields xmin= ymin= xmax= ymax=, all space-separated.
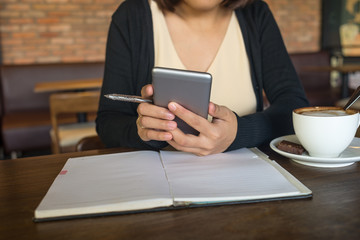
xmin=35 ymin=151 xmax=172 ymax=219
xmin=160 ymin=148 xmax=301 ymax=203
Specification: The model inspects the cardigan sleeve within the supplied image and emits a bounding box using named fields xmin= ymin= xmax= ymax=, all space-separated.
xmin=227 ymin=1 xmax=309 ymax=151
xmin=96 ymin=0 xmax=168 ymax=150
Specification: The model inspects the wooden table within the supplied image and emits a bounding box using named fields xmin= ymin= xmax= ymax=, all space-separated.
xmin=1 ymin=146 xmax=359 ymax=240
xmin=304 ymin=64 xmax=360 ymax=98
xmin=34 ymin=78 xmax=102 ymax=93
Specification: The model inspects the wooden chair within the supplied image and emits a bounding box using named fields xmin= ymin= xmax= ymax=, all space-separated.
xmin=76 ymin=135 xmax=105 ymax=152
xmin=75 ymin=135 xmax=139 ymax=153
xmin=49 ymin=91 xmax=100 ymax=154
xmin=290 ymin=51 xmax=341 ymax=106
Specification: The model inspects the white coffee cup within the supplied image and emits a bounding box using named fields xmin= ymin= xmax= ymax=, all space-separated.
xmin=293 ymin=106 xmax=360 ymax=158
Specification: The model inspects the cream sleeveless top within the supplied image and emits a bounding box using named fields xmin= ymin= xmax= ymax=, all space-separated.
xmin=151 ymin=1 xmax=256 ymax=117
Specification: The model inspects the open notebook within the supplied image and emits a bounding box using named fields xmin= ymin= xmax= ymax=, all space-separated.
xmin=34 ymin=148 xmax=311 ymax=222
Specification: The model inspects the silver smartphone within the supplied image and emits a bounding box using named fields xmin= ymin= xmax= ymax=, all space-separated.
xmin=152 ymin=67 xmax=212 ymax=135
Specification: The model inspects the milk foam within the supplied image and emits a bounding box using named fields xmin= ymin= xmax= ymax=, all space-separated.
xmin=300 ymin=110 xmax=348 ymax=117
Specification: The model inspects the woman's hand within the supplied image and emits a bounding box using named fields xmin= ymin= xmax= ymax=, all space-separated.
xmin=136 ymin=84 xmax=177 ymax=142
xmin=167 ymin=102 xmax=237 ymax=156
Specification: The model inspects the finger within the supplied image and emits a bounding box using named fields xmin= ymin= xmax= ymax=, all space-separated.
xmin=139 ymin=128 xmax=173 ymax=142
xmin=136 ymin=115 xmax=144 ymax=129
xmin=208 ymin=102 xmax=234 ymax=124
xmin=169 ymin=127 xmax=199 ymax=146
xmin=209 ymin=102 xmax=226 ymax=119
xmin=168 ymin=128 xmax=212 ymax=154
xmin=208 ymin=102 xmax=216 ymax=116
xmin=141 ymin=84 xmax=153 ymax=98
xmin=167 ymin=140 xmax=209 ymax=156
xmin=137 ymin=111 xmax=176 ymax=142
xmin=138 ymin=102 xmax=175 ymax=121
xmin=168 ymin=102 xmax=209 ymax=133
xmin=138 ymin=115 xmax=177 ymax=131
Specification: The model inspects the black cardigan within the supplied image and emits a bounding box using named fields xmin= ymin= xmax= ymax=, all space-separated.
xmin=96 ymin=0 xmax=309 ymax=151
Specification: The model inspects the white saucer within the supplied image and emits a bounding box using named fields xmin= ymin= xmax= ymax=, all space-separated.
xmin=270 ymin=135 xmax=360 ymax=168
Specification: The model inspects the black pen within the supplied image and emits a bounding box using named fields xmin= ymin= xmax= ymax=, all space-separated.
xmin=104 ymin=94 xmax=153 ymax=103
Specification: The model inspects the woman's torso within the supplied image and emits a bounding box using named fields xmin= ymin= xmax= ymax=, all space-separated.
xmin=151 ymin=1 xmax=256 ymax=116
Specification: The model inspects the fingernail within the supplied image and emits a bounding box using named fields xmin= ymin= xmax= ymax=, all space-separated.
xmin=169 ymin=102 xmax=176 ymax=111
xmin=166 ymin=112 xmax=175 ymax=120
xmin=163 ymin=133 xmax=172 ymax=140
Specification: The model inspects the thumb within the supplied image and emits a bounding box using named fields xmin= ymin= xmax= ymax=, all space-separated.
xmin=209 ymin=102 xmax=223 ymax=119
xmin=141 ymin=84 xmax=153 ymax=98
xmin=209 ymin=102 xmax=234 ymax=122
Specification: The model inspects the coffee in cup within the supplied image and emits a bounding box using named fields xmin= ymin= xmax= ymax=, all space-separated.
xmin=293 ymin=106 xmax=360 ymax=158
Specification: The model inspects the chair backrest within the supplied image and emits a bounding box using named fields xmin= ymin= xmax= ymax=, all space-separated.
xmin=49 ymin=91 xmax=100 ymax=153
xmin=76 ymin=135 xmax=139 ymax=152
xmin=0 ymin=62 xmax=104 ymax=114
xmin=289 ymin=51 xmax=342 ymax=106
xmin=290 ymin=51 xmax=331 ymax=90
xmin=76 ymin=135 xmax=105 ymax=152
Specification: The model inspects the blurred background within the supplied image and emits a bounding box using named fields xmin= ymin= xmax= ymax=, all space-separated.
xmin=0 ymin=0 xmax=321 ymax=65
xmin=0 ymin=0 xmax=359 ymax=159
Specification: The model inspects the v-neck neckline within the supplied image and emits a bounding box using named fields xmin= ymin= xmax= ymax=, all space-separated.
xmin=160 ymin=9 xmax=234 ymax=72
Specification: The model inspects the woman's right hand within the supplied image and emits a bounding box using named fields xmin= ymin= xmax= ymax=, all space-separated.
xmin=136 ymin=84 xmax=177 ymax=142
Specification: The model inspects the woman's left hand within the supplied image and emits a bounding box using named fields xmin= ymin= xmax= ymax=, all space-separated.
xmin=167 ymin=102 xmax=237 ymax=156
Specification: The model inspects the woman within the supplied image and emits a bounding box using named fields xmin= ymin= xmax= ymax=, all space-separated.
xmin=96 ymin=0 xmax=309 ymax=155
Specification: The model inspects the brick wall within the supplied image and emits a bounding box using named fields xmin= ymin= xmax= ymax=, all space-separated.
xmin=0 ymin=0 xmax=119 ymax=64
xmin=266 ymin=0 xmax=322 ymax=53
xmin=0 ymin=0 xmax=321 ymax=65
